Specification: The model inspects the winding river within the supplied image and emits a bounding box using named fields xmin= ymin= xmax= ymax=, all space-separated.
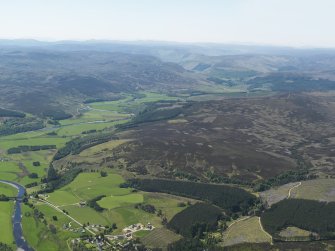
xmin=0 ymin=180 xmax=34 ymax=251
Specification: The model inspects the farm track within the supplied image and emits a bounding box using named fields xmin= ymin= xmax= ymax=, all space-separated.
xmin=224 ymin=216 xmax=251 ymax=239
xmin=287 ymin=182 xmax=302 ymax=199
xmin=37 ymin=198 xmax=96 ymax=235
xmin=225 ymin=216 xmax=273 ymax=245
xmin=258 ymin=216 xmax=273 ymax=245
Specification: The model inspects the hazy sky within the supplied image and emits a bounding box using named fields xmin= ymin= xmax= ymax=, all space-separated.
xmin=0 ymin=0 xmax=334 ymax=47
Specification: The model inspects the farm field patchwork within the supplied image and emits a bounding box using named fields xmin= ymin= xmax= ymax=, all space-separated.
xmin=44 ymin=172 xmax=191 ymax=235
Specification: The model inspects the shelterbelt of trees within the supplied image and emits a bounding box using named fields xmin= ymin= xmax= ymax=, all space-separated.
xmin=261 ymin=199 xmax=335 ymax=239
xmin=53 ymin=133 xmax=119 ymax=160
xmin=124 ymin=179 xmax=256 ymax=213
xmin=7 ymin=145 xmax=56 ymax=154
xmin=0 ymin=108 xmax=25 ymax=118
xmin=0 ymin=117 xmax=44 ymax=136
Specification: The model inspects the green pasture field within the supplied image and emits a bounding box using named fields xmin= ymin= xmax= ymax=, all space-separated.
xmin=55 ymin=121 xmax=116 ymax=136
xmin=0 ymin=182 xmax=17 ymax=197
xmin=106 ymin=206 xmax=163 ymax=232
xmin=61 ymin=205 xmax=111 ymax=226
xmin=97 ymin=193 xmax=144 ymax=209
xmin=0 ymin=129 xmax=49 ymax=140
xmin=47 ymin=173 xmax=133 ymax=205
xmin=0 ymin=172 xmax=18 ymax=182
xmin=0 ymin=137 xmax=67 ymax=151
xmin=0 ymin=151 xmax=52 ymax=186
xmin=90 ymin=92 xmax=178 ymax=113
xmin=21 ymin=204 xmax=79 ymax=251
xmin=0 ymin=162 xmax=21 ymax=183
xmin=36 ymin=203 xmax=81 ymax=229
xmin=59 ymin=109 xmax=129 ymax=126
xmin=0 ymin=162 xmax=21 ymax=173
xmin=0 ymin=201 xmax=14 ymax=246
xmin=144 ymin=193 xmax=191 ymax=220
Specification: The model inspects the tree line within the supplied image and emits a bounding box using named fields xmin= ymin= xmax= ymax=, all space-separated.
xmin=123 ymin=179 xmax=256 ymax=213
xmin=261 ymin=199 xmax=335 ymax=239
xmin=53 ymin=133 xmax=118 ymax=160
xmin=7 ymin=145 xmax=56 ymax=154
xmin=0 ymin=108 xmax=25 ymax=118
xmin=0 ymin=117 xmax=44 ymax=136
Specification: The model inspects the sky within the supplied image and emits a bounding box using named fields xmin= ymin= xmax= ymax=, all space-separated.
xmin=0 ymin=0 xmax=334 ymax=47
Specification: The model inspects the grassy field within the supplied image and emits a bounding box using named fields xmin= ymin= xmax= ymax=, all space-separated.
xmin=0 ymin=162 xmax=21 ymax=183
xmin=55 ymin=121 xmax=119 ymax=137
xmin=21 ymin=204 xmax=79 ymax=251
xmin=292 ymin=178 xmax=335 ymax=202
xmin=47 ymin=172 xmax=133 ymax=205
xmin=0 ymin=161 xmax=21 ymax=173
xmin=90 ymin=92 xmax=178 ymax=113
xmin=0 ymin=201 xmax=14 ymax=246
xmin=0 ymin=159 xmax=49 ymax=186
xmin=59 ymin=109 xmax=129 ymax=126
xmin=260 ymin=182 xmax=300 ymax=206
xmin=279 ymin=226 xmax=312 ymax=238
xmin=97 ymin=193 xmax=144 ymax=209
xmin=223 ymin=217 xmax=271 ymax=247
xmin=0 ymin=182 xmax=17 ymax=197
xmin=0 ymin=137 xmax=67 ymax=151
xmin=141 ymin=228 xmax=182 ymax=250
xmin=78 ymin=140 xmax=129 ymax=157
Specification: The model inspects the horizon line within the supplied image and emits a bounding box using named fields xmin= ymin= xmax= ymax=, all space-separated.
xmin=1 ymin=37 xmax=335 ymax=50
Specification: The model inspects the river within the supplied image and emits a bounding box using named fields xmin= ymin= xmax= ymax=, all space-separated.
xmin=0 ymin=180 xmax=34 ymax=251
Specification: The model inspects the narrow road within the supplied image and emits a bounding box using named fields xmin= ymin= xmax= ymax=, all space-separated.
xmin=287 ymin=182 xmax=302 ymax=199
xmin=37 ymin=198 xmax=96 ymax=235
xmin=0 ymin=180 xmax=34 ymax=251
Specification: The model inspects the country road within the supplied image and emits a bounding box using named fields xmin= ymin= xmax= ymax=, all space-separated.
xmin=36 ymin=198 xmax=96 ymax=235
xmin=224 ymin=216 xmax=273 ymax=245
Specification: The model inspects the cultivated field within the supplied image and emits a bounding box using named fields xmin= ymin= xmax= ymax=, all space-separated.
xmin=141 ymin=228 xmax=182 ymax=250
